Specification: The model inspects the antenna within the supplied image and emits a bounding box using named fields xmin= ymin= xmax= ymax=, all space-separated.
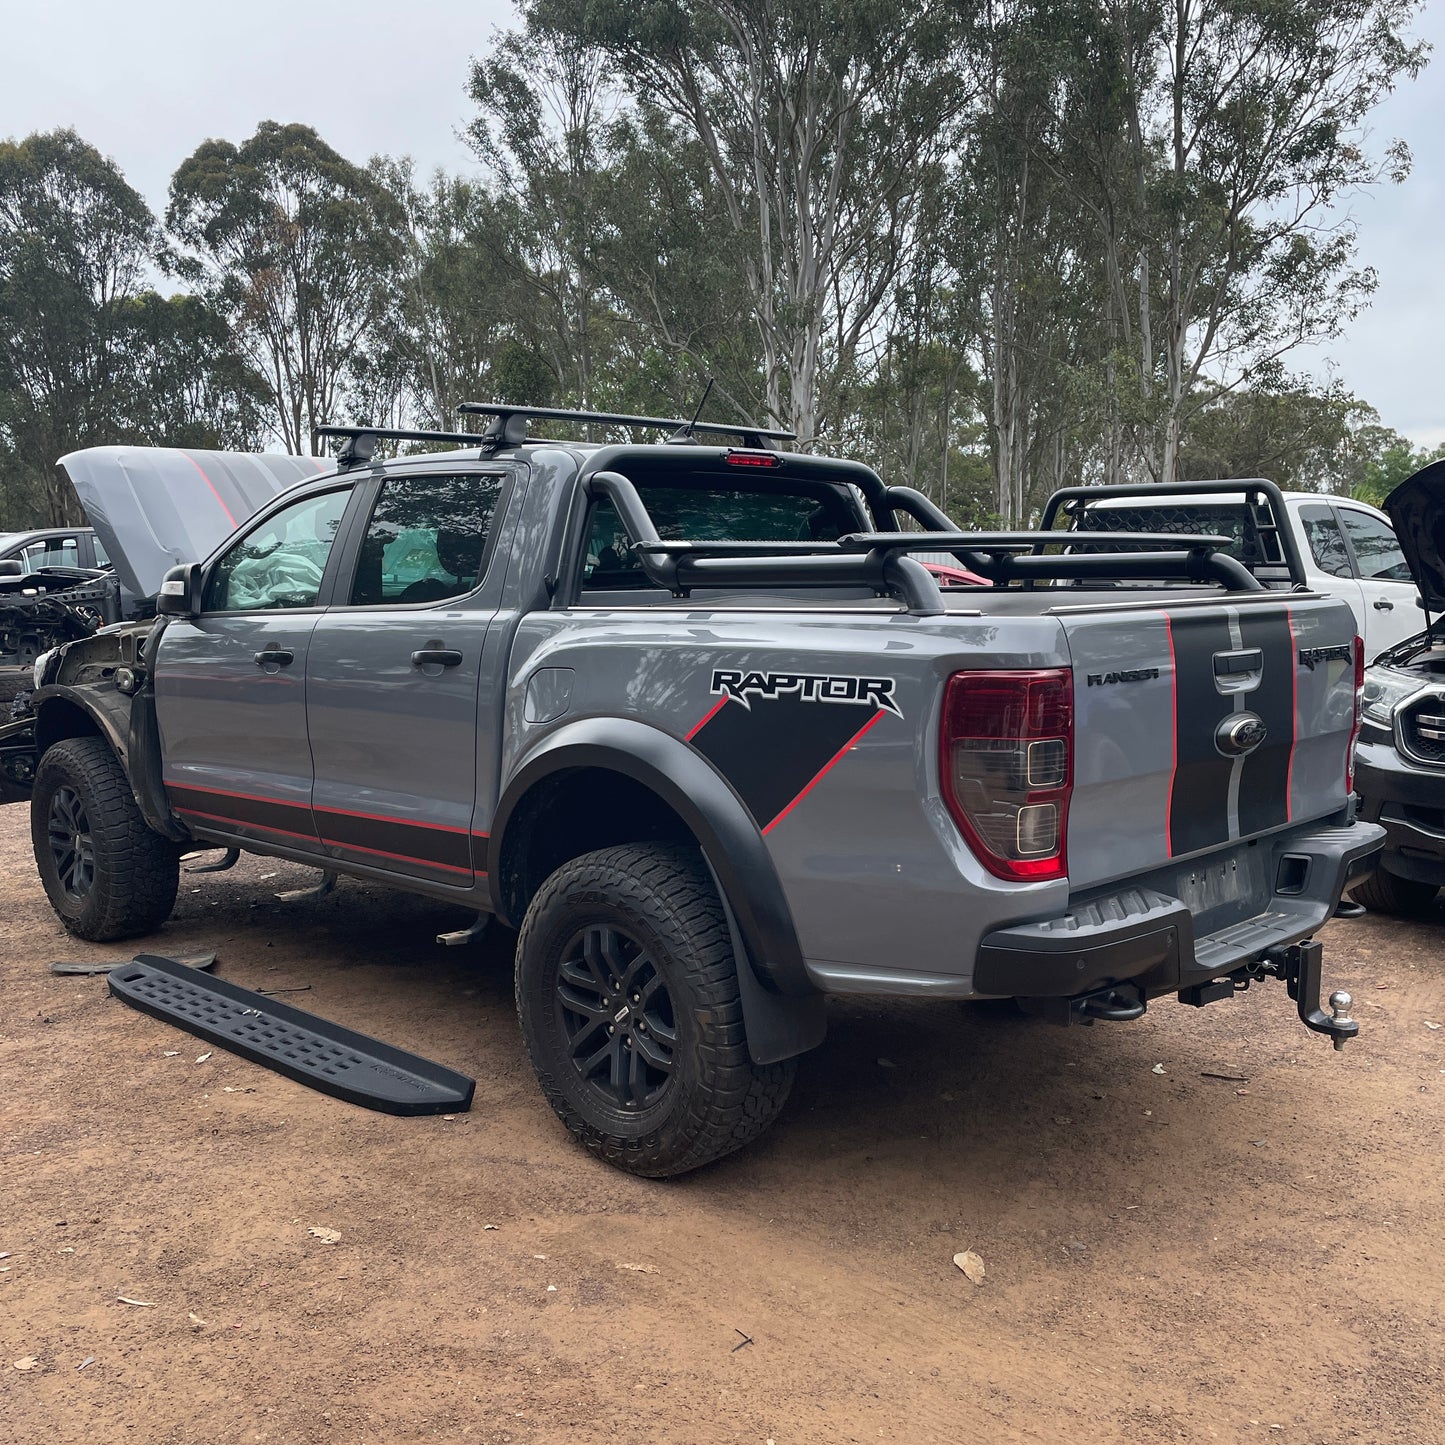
xmin=671 ymin=379 xmax=715 ymax=444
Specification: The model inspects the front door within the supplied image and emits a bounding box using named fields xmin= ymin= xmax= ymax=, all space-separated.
xmin=155 ymin=485 xmax=355 ymax=850
xmin=1335 ymin=503 xmax=1423 ymax=659
xmin=304 ymin=468 xmax=514 ymax=886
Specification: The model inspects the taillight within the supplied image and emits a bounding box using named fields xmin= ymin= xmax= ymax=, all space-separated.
xmin=1347 ymin=635 xmax=1365 ymax=793
xmin=724 ymin=450 xmax=780 ymax=467
xmin=940 ymin=669 xmax=1073 ymax=881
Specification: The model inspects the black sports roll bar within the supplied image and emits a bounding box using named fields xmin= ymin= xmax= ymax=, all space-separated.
xmin=1036 ymin=478 xmax=1308 ymax=587
xmin=585 ymin=471 xmax=1252 ymax=616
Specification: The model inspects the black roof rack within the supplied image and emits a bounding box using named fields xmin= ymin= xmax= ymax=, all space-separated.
xmin=457 ymin=402 xmax=796 ymax=452
xmin=313 ymin=424 xmax=492 ymax=468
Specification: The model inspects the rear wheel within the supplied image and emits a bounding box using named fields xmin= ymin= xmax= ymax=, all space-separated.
xmin=515 ymin=843 xmax=795 ymax=1177
xmin=31 ymin=737 xmax=180 ymax=941
xmin=1348 ymin=867 xmax=1440 ymax=916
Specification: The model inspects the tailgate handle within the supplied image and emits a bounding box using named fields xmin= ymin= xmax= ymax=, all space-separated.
xmin=1213 ymin=648 xmax=1262 ymax=677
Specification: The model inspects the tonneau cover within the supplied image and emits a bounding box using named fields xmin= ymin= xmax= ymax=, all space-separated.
xmin=58 ymin=447 xmax=329 ymax=600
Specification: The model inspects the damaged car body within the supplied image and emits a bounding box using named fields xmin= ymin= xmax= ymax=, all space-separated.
xmin=1348 ymin=457 xmax=1445 ymax=913
xmin=0 ymin=412 xmax=1383 ymax=1175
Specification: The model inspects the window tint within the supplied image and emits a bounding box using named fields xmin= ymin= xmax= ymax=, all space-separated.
xmin=1298 ymin=505 xmax=1353 ymax=579
xmin=347 ymin=473 xmax=503 ymax=607
xmin=206 ymin=489 xmax=350 ymax=612
xmin=1338 ymin=508 xmax=1412 ymax=582
xmin=584 ymin=481 xmax=863 ymax=589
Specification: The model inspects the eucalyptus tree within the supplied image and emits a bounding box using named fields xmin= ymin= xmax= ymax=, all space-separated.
xmin=167 ymin=122 xmax=407 ymax=454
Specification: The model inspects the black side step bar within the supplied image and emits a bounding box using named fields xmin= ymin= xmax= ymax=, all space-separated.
xmin=109 ymin=955 xmax=475 ymax=1116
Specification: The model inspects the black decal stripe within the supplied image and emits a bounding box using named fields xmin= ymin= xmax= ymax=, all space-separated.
xmin=1235 ymin=609 xmax=1296 ymax=835
xmin=689 ymin=695 xmax=880 ymax=829
xmin=166 ymin=784 xmax=475 ymax=874
xmin=167 ymin=784 xmax=316 ymax=839
xmin=1168 ymin=613 xmax=1235 ymax=855
xmin=315 ymin=809 xmax=472 ymax=872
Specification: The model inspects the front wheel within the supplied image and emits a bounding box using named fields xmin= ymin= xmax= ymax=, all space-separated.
xmin=31 ymin=736 xmax=180 ymax=941
xmin=515 ymin=843 xmax=795 ymax=1178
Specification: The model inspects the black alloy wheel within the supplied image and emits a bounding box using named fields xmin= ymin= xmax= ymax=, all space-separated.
xmin=515 ymin=842 xmax=796 ymax=1177
xmin=555 ymin=923 xmax=678 ymax=1111
xmin=47 ymin=784 xmax=96 ymax=900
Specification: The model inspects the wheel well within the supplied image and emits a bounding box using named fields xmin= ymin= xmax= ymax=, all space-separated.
xmin=497 ymin=767 xmax=698 ymax=925
xmin=35 ymin=699 xmax=105 ymax=759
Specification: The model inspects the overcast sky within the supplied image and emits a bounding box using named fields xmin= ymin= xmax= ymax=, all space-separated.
xmin=6 ymin=0 xmax=1444 ymax=446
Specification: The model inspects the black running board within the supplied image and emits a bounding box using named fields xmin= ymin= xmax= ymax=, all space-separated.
xmin=109 ymin=954 xmax=475 ymax=1116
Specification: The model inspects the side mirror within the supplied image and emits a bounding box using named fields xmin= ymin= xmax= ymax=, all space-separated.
xmin=0 ymin=559 xmax=23 ymax=578
xmin=156 ymin=562 xmax=203 ymax=617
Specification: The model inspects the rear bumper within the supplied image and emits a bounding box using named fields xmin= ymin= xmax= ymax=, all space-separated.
xmin=1355 ymin=740 xmax=1445 ymax=884
xmin=974 ymin=820 xmax=1385 ymax=1001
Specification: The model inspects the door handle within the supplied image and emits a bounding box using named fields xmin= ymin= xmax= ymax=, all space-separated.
xmin=253 ymin=647 xmax=295 ymax=667
xmin=411 ymin=647 xmax=463 ymax=668
xmin=1373 ymin=599 xmax=1394 ymax=611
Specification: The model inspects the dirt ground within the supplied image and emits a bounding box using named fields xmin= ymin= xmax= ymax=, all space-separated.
xmin=2 ymin=805 xmax=1442 ymax=1445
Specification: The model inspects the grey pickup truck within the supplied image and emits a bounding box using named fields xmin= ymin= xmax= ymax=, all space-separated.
xmin=1 ymin=405 xmax=1383 ymax=1175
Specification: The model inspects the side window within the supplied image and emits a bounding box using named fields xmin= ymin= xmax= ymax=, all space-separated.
xmin=205 ymin=489 xmax=351 ymax=612
xmin=91 ymin=536 xmax=110 ymax=567
xmin=346 ymin=472 xmax=503 ymax=607
xmin=1338 ymin=508 xmax=1412 ymax=582
xmin=22 ymin=538 xmax=78 ymax=572
xmin=1298 ymin=505 xmax=1353 ymax=579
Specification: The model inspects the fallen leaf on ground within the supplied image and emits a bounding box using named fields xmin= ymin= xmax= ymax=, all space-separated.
xmin=77 ymin=1356 xmax=94 ymax=1371
xmin=616 ymin=1262 xmax=659 ymax=1274
xmin=877 ymin=1058 xmax=897 ymax=1068
xmin=1151 ymin=1063 xmax=1166 ymax=1075
xmin=483 ymin=1224 xmax=498 ymax=1231
xmin=117 ymin=1296 xmax=156 ymax=1307
xmin=1425 ymin=1022 xmax=1440 ymax=1031
xmin=953 ymin=1250 xmax=986 ymax=1284
xmin=13 ymin=1356 xmax=39 ymax=1371
xmin=188 ymin=1312 xmax=208 ymax=1326
xmin=1201 ymin=1070 xmax=1248 ymax=1082
xmin=308 ymin=1227 xmax=341 ymax=1244
xmin=194 ymin=1052 xmax=212 ymax=1064
xmin=162 ymin=1051 xmax=179 ymax=1057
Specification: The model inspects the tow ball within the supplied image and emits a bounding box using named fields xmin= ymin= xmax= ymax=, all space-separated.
xmin=1261 ymin=940 xmax=1358 ymax=1050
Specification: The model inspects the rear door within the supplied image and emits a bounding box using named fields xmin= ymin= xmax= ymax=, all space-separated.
xmin=156 ymin=484 xmax=357 ymax=850
xmin=1334 ymin=503 xmax=1422 ymax=658
xmin=303 ymin=467 xmax=515 ymax=886
xmin=1292 ymin=501 xmax=1366 ymax=636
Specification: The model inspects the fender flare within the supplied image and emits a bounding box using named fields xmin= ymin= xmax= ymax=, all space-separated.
xmin=34 ymin=683 xmax=130 ymax=763
xmin=488 ymin=716 xmax=812 ymax=997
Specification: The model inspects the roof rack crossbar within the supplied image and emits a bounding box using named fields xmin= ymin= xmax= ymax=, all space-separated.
xmin=458 ymin=402 xmax=796 ymax=451
xmin=313 ymin=424 xmax=492 ymax=468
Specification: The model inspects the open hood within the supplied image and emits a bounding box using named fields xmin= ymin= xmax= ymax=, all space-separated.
xmin=1384 ymin=459 xmax=1445 ymax=611
xmin=59 ymin=447 xmax=330 ymax=600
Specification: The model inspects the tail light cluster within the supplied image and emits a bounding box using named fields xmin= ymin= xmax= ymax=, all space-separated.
xmin=1346 ymin=635 xmax=1365 ymax=794
xmin=940 ymin=669 xmax=1073 ymax=881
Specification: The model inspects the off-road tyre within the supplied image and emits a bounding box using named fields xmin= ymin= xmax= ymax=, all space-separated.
xmin=515 ymin=843 xmax=795 ymax=1178
xmin=31 ymin=736 xmax=180 ymax=941
xmin=1348 ymin=866 xmax=1440 ymax=916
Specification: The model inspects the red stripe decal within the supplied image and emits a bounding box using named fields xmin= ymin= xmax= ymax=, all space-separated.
xmin=1285 ymin=606 xmax=1297 ymax=821
xmin=180 ymin=452 xmax=237 ymax=529
xmin=1163 ymin=614 xmax=1179 ymax=856
xmin=312 ymin=800 xmax=473 ymax=834
xmin=175 ymin=806 xmax=317 ymax=845
xmin=762 ymin=708 xmax=886 ymax=836
xmin=685 ymin=695 xmax=729 ymax=741
xmin=318 ymin=835 xmax=475 ymax=875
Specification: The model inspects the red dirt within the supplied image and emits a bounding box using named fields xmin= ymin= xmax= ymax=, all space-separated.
xmin=2 ymin=803 xmax=1442 ymax=1444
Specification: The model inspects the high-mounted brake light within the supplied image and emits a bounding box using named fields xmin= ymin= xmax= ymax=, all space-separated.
xmin=1347 ymin=635 xmax=1365 ymax=794
xmin=725 ymin=450 xmax=780 ymax=467
xmin=940 ymin=669 xmax=1073 ymax=881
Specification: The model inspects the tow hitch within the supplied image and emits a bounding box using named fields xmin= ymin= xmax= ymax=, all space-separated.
xmin=1262 ymin=940 xmax=1358 ymax=1050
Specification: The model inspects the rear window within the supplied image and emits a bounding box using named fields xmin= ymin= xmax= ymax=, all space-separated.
xmin=583 ymin=477 xmax=865 ymax=590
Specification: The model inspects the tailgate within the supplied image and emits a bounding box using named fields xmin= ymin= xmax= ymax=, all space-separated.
xmin=1061 ymin=597 xmax=1357 ymax=890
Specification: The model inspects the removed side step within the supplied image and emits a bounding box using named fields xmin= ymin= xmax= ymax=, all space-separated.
xmin=109 ymin=954 xmax=475 ymax=1116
